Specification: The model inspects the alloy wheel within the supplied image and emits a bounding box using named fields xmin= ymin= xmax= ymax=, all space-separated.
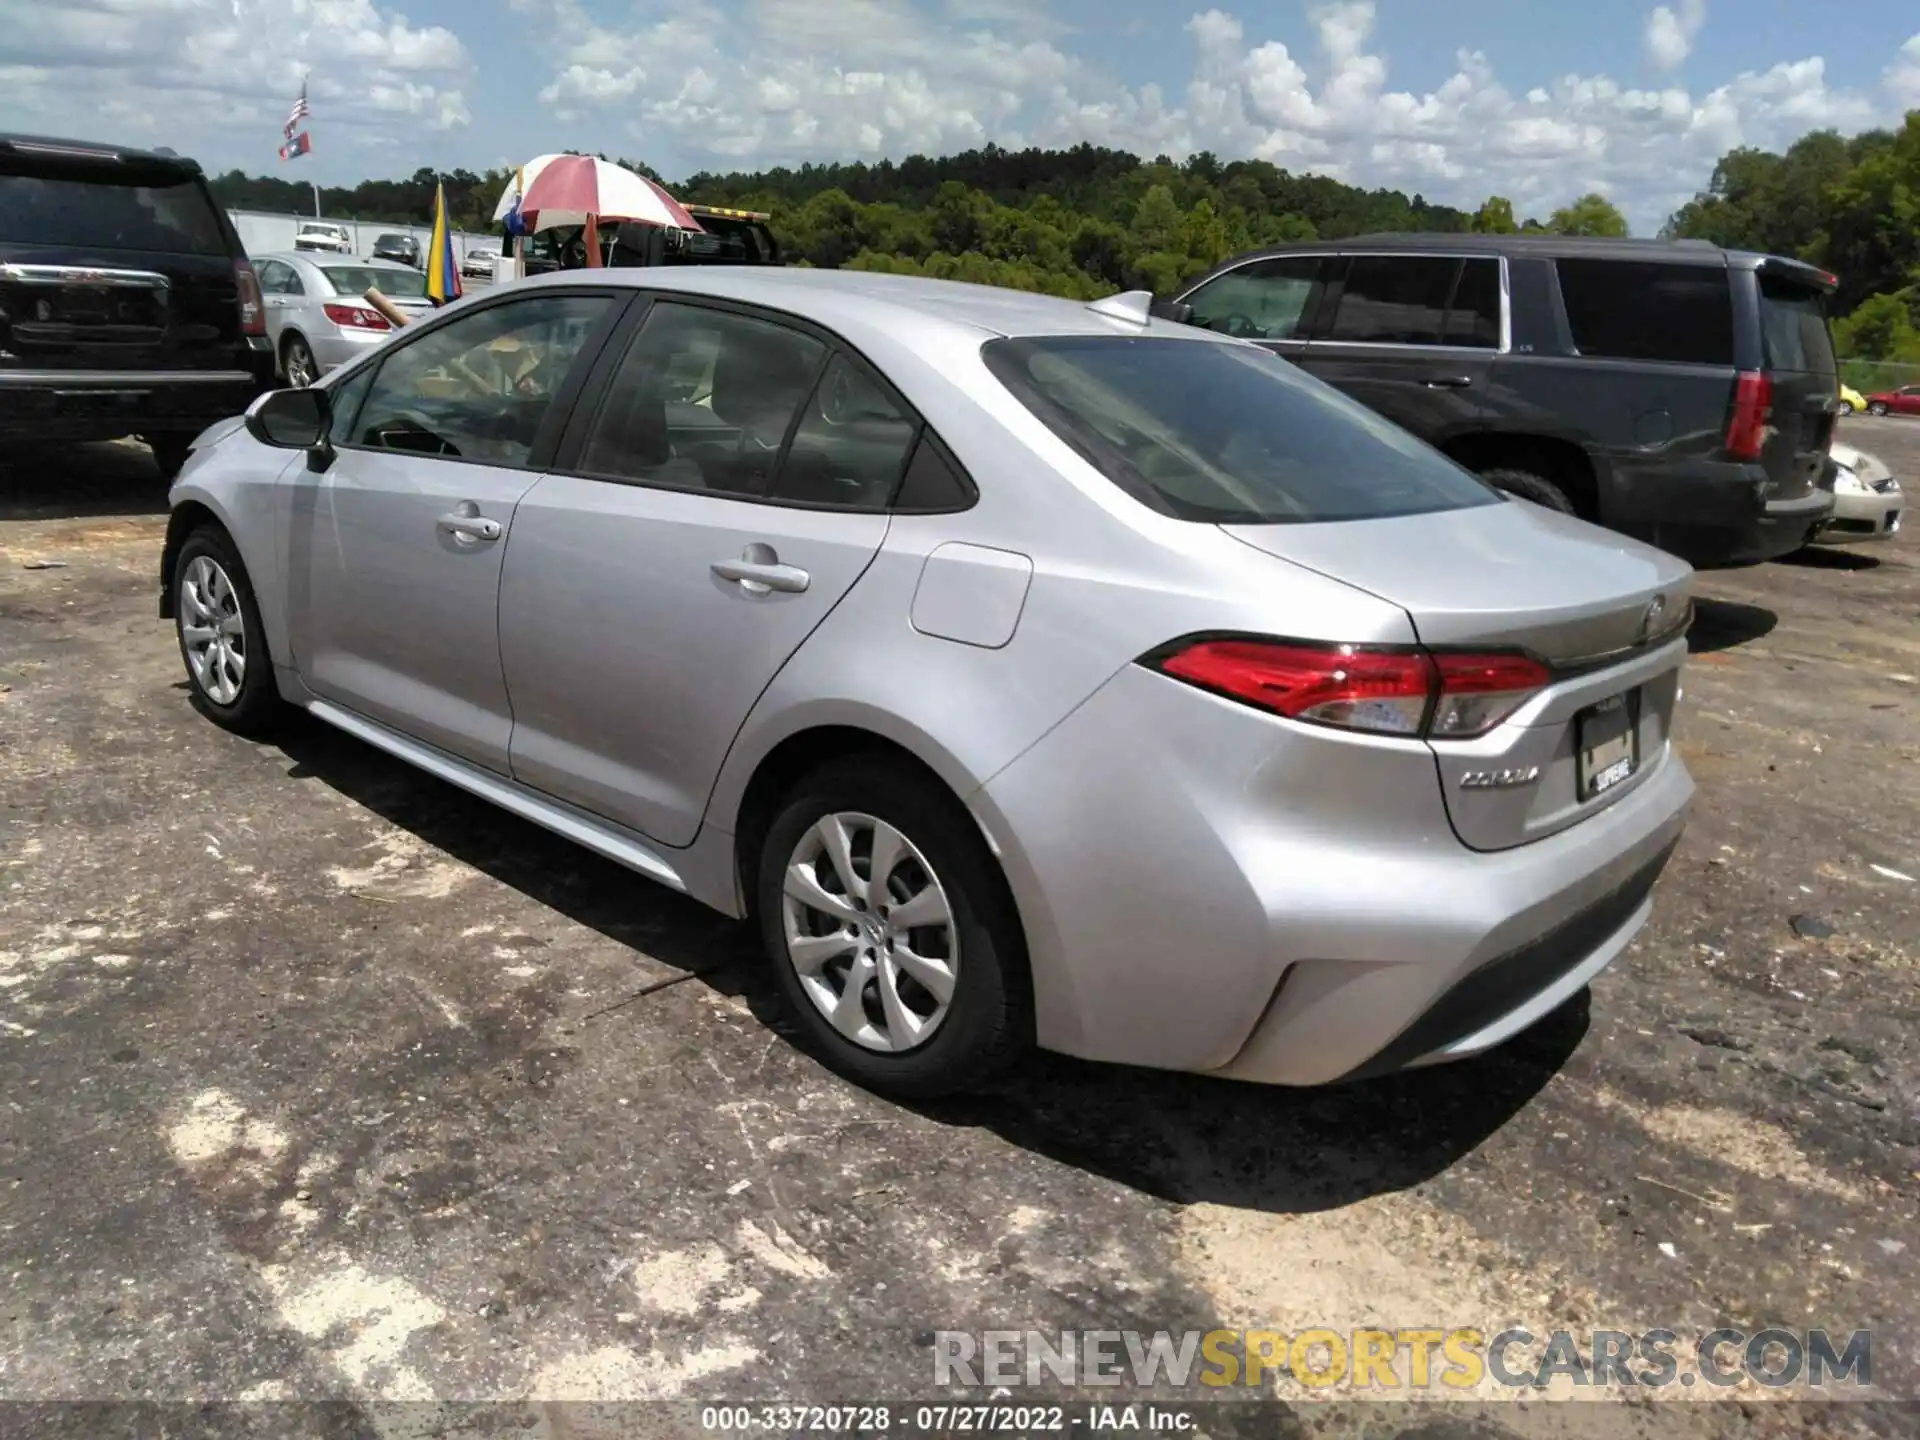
xmin=781 ymin=811 xmax=959 ymax=1053
xmin=285 ymin=339 xmax=316 ymax=388
xmin=179 ymin=555 xmax=247 ymax=706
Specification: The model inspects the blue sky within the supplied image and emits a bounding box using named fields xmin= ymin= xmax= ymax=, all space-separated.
xmin=3 ymin=0 xmax=1917 ymax=232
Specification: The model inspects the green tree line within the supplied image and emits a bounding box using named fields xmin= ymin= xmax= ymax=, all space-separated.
xmin=1663 ymin=112 xmax=1920 ymax=365
xmin=207 ymin=113 xmax=1920 ymax=365
xmin=208 ymin=142 xmax=1628 ymax=306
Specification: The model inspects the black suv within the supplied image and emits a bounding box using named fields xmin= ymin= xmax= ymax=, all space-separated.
xmin=1 ymin=132 xmax=275 ymax=477
xmin=1166 ymin=235 xmax=1839 ymax=567
xmin=370 ymin=232 xmax=421 ymax=268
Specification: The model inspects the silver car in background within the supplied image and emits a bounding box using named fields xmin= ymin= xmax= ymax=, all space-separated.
xmin=1808 ymin=439 xmax=1903 ymax=546
xmin=252 ymin=251 xmax=433 ymax=387
xmin=160 ymin=268 xmax=1694 ymax=1098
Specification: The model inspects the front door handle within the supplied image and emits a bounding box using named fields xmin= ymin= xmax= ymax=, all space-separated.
xmin=712 ymin=544 xmax=809 ymax=595
xmin=1425 ymin=375 xmax=1474 ymax=389
xmin=437 ymin=503 xmax=502 ymax=543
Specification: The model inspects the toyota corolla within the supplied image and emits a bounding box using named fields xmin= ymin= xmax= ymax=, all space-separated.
xmin=160 ymin=267 xmax=1694 ymax=1097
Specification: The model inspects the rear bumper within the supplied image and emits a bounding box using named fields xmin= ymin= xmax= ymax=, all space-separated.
xmin=974 ymin=663 xmax=1693 ymax=1086
xmin=0 ymin=351 xmax=272 ymax=441
xmin=1604 ymin=457 xmax=1833 ymax=568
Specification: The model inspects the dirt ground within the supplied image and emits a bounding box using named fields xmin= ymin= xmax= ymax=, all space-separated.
xmin=2 ymin=419 xmax=1918 ymax=1439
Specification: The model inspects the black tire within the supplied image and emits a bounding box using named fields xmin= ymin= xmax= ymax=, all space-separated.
xmin=1867 ymin=402 xmax=1890 ymax=416
xmin=1837 ymin=400 xmax=1854 ymax=416
xmin=147 ymin=434 xmax=194 ymax=480
xmin=754 ymin=758 xmax=1031 ymax=1098
xmin=282 ymin=334 xmax=318 ymax=389
xmin=1479 ymin=465 xmax=1576 ymax=515
xmin=172 ymin=525 xmax=283 ymax=739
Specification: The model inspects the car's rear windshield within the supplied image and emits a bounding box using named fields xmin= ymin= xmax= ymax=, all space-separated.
xmin=321 ymin=265 xmax=428 ymax=298
xmin=1759 ymin=277 xmax=1837 ymax=377
xmin=981 ymin=335 xmax=1501 ymax=524
xmin=0 ymin=170 xmax=228 ymax=254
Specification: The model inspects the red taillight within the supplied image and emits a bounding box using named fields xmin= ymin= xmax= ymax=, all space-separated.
xmin=234 ymin=261 xmax=265 ymax=337
xmin=1148 ymin=639 xmax=1550 ymax=739
xmin=1725 ymin=370 xmax=1772 ymax=461
xmin=1428 ymin=651 xmax=1554 ymax=738
xmin=323 ymin=302 xmax=392 ymax=332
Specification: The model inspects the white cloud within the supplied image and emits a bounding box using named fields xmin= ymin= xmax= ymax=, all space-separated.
xmin=0 ymin=0 xmax=474 ymax=168
xmin=1887 ymin=33 xmax=1920 ymax=107
xmin=1644 ymin=0 xmax=1707 ymax=73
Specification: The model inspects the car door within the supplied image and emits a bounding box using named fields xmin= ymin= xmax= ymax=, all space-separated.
xmin=255 ymin=259 xmax=297 ymax=358
xmin=1176 ymin=254 xmax=1329 ymax=365
xmin=500 ymin=297 xmax=918 ymax=846
xmin=284 ymin=287 xmax=625 ymax=773
xmin=1293 ymin=253 xmax=1500 ymax=445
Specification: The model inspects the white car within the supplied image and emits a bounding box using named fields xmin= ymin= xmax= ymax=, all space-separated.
xmin=461 ymin=247 xmax=500 ymax=280
xmin=1809 ymin=440 xmax=1903 ymax=545
xmin=293 ymin=221 xmax=352 ymax=254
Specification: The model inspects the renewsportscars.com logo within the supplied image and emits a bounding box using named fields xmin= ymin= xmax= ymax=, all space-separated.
xmin=933 ymin=1327 xmax=1873 ymax=1392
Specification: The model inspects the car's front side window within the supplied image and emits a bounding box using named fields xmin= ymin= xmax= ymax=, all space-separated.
xmin=342 ymin=292 xmax=615 ymax=467
xmin=1183 ymin=257 xmax=1325 ymax=341
xmin=576 ymin=301 xmax=827 ymax=496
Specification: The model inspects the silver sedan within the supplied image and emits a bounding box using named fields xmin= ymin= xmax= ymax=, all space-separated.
xmin=159 ymin=268 xmax=1694 ymax=1098
xmin=251 ymin=251 xmax=434 ymax=386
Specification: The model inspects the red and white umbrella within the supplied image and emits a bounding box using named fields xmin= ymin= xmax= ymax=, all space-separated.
xmin=493 ymin=154 xmax=702 ymax=233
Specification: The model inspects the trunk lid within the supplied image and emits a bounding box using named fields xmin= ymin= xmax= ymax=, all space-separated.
xmin=0 ymin=152 xmax=242 ymax=374
xmin=1223 ymin=499 xmax=1694 ymax=851
xmin=1223 ymin=499 xmax=1693 ymax=664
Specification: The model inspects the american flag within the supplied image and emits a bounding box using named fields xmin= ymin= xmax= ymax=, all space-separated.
xmin=284 ymin=79 xmax=309 ymax=139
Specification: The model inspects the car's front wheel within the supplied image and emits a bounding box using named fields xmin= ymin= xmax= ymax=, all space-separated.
xmin=755 ymin=759 xmax=1031 ymax=1097
xmin=173 ymin=526 xmax=282 ymax=738
xmin=1838 ymin=400 xmax=1855 ymax=416
xmin=1868 ymin=402 xmax=1890 ymax=416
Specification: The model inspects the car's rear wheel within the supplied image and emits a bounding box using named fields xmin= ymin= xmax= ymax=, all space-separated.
xmin=755 ymin=759 xmax=1031 ymax=1097
xmin=1837 ymin=400 xmax=1855 ymax=416
xmin=173 ymin=526 xmax=282 ymax=738
xmin=1479 ymin=465 xmax=1576 ymax=515
xmin=1868 ymin=402 xmax=1890 ymax=416
xmin=282 ymin=335 xmax=317 ymax=389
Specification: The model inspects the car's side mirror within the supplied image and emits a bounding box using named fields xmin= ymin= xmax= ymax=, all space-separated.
xmin=1148 ymin=297 xmax=1193 ymax=325
xmin=244 ymin=387 xmax=330 ymax=451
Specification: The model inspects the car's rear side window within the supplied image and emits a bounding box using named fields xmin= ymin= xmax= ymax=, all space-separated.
xmin=1320 ymin=256 xmax=1503 ymax=348
xmin=1557 ymin=259 xmax=1733 ymax=366
xmin=0 ymin=172 xmax=228 ymax=255
xmin=983 ymin=335 xmax=1501 ymax=525
xmin=1758 ymin=278 xmax=1836 ymax=377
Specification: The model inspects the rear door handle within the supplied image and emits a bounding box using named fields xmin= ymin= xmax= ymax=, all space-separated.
xmin=1425 ymin=375 xmax=1474 ymax=389
xmin=712 ymin=548 xmax=809 ymax=595
xmin=437 ymin=507 xmax=502 ymax=543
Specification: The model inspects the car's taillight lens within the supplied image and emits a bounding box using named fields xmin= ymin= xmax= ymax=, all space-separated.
xmin=1725 ymin=370 xmax=1773 ymax=460
xmin=1428 ymin=651 xmax=1554 ymax=737
xmin=323 ymin=302 xmax=391 ymax=331
xmin=234 ymin=261 xmax=265 ymax=337
xmin=1147 ymin=639 xmax=1550 ymax=739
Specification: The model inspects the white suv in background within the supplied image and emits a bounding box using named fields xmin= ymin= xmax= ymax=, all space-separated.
xmin=293 ymin=221 xmax=351 ymax=254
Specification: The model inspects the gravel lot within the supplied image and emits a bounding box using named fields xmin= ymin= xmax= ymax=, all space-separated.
xmin=3 ymin=417 xmax=1918 ymax=1437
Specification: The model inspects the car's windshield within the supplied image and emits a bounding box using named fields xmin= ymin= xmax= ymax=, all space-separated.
xmin=982 ymin=335 xmax=1501 ymax=524
xmin=321 ymin=265 xmax=428 ymax=298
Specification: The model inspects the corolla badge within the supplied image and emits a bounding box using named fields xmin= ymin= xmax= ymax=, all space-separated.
xmin=1459 ymin=766 xmax=1541 ymax=790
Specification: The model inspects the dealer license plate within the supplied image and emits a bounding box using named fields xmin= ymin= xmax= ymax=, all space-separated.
xmin=1577 ymin=692 xmax=1639 ymax=800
